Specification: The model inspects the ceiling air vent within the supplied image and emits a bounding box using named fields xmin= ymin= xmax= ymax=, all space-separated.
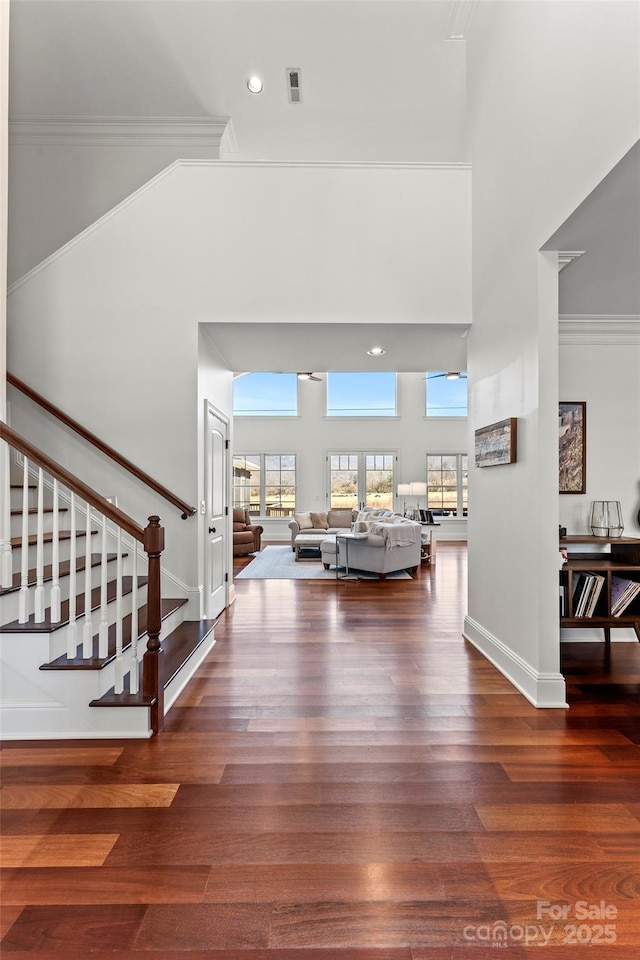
xmin=286 ymin=68 xmax=302 ymax=104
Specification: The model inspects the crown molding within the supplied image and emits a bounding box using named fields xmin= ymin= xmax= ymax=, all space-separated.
xmin=557 ymin=250 xmax=585 ymax=272
xmin=445 ymin=0 xmax=478 ymax=40
xmin=559 ymin=315 xmax=640 ymax=344
xmin=9 ymin=116 xmax=230 ymax=149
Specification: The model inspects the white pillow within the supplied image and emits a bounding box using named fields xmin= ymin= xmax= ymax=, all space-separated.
xmin=294 ymin=512 xmax=313 ymax=530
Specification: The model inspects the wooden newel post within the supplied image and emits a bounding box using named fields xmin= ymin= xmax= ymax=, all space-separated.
xmin=143 ymin=515 xmax=165 ymax=735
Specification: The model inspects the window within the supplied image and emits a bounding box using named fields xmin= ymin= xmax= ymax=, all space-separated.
xmin=425 ymin=373 xmax=468 ymax=417
xmin=233 ymin=454 xmax=296 ymax=517
xmin=233 ymin=372 xmax=297 ymax=416
xmin=426 ymin=453 xmax=468 ymax=517
xmin=329 ymin=453 xmax=396 ymax=511
xmin=327 ymin=372 xmax=397 ymax=417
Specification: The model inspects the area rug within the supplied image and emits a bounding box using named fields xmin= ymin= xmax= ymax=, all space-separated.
xmin=235 ymin=545 xmax=412 ymax=580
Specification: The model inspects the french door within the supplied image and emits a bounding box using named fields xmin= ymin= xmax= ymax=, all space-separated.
xmin=327 ymin=452 xmax=397 ymax=512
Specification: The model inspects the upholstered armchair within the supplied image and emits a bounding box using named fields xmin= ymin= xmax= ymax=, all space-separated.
xmin=232 ymin=508 xmax=263 ymax=556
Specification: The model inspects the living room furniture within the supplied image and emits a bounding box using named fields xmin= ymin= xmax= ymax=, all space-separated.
xmin=232 ymin=508 xmax=263 ymax=556
xmin=419 ymin=522 xmax=440 ymax=564
xmin=560 ymin=534 xmax=640 ymax=642
xmin=293 ymin=534 xmax=327 ymax=561
xmin=288 ymin=509 xmax=357 ymax=551
xmin=321 ymin=524 xmax=421 ymax=580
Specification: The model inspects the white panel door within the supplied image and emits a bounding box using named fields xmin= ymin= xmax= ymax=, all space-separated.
xmin=204 ymin=404 xmax=228 ymax=619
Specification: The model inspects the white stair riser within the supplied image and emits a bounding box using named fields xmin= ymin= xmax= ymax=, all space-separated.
xmin=9 ymin=487 xmax=45 ymax=511
xmin=10 ymin=510 xmax=67 ymax=539
xmin=10 ymin=534 xmax=100 ymax=571
xmin=1 ymin=558 xmax=124 ymax=625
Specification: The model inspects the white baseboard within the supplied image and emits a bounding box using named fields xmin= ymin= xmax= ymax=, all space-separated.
xmin=463 ymin=616 xmax=568 ymax=708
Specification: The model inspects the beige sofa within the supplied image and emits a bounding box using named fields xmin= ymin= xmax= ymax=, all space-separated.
xmin=288 ymin=509 xmax=422 ymax=578
xmin=288 ymin=509 xmax=357 ymax=551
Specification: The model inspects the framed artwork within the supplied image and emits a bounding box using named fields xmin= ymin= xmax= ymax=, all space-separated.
xmin=559 ymin=401 xmax=586 ymax=494
xmin=474 ymin=417 xmax=517 ymax=467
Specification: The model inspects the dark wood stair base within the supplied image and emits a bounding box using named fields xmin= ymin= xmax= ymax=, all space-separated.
xmin=0 ymin=576 xmax=148 ymax=633
xmin=41 ymin=597 xmax=188 ymax=670
xmin=90 ymin=618 xmax=216 ymax=707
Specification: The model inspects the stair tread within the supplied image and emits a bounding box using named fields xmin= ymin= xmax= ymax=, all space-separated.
xmin=164 ymin=618 xmax=217 ymax=685
xmin=90 ymin=619 xmax=215 ymax=705
xmin=0 ymin=576 xmax=148 ymax=633
xmin=41 ymin=598 xmax=189 ymax=670
xmin=10 ymin=529 xmax=96 ymax=548
xmin=0 ymin=553 xmax=123 ymax=596
xmin=10 ymin=507 xmax=69 ymax=516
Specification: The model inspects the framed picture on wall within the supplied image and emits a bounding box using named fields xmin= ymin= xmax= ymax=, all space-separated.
xmin=559 ymin=401 xmax=586 ymax=494
xmin=474 ymin=418 xmax=517 ymax=467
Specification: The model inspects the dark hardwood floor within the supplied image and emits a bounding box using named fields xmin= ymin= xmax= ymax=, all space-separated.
xmin=1 ymin=543 xmax=639 ymax=958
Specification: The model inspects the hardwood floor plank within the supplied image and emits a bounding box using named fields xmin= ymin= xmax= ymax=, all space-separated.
xmin=1 ymin=904 xmax=147 ymax=952
xmin=475 ymin=802 xmax=640 ymax=833
xmin=0 ymin=783 xmax=179 ymax=808
xmin=0 ymin=747 xmax=124 ymax=766
xmin=0 ymin=834 xmax=119 ymax=867
xmin=2 ymin=544 xmax=640 ymax=956
xmin=0 ymin=865 xmax=211 ymax=904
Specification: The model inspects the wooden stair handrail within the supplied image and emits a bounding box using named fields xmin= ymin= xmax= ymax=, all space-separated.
xmin=1 ymin=422 xmax=145 ymax=542
xmin=7 ymin=373 xmax=197 ymax=519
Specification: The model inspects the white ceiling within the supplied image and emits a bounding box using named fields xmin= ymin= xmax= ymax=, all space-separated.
xmin=546 ymin=140 xmax=640 ymax=317
xmin=203 ymin=322 xmax=470 ymax=374
xmin=8 ymin=0 xmax=468 ymax=163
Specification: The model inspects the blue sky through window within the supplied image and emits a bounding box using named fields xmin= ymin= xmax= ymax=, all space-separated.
xmin=327 ymin=372 xmax=396 ymax=416
xmin=426 ymin=374 xmax=468 ymax=416
xmin=233 ymin=372 xmax=298 ymax=416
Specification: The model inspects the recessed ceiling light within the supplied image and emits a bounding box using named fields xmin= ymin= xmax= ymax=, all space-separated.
xmin=246 ymin=75 xmax=264 ymax=95
xmin=367 ymin=346 xmax=385 ymax=357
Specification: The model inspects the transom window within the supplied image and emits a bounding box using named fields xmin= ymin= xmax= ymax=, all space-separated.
xmin=233 ymin=372 xmax=298 ymax=416
xmin=425 ymin=373 xmax=468 ymax=417
xmin=233 ymin=454 xmax=296 ymax=517
xmin=326 ymin=372 xmax=397 ymax=417
xmin=426 ymin=453 xmax=468 ymax=517
xmin=329 ymin=453 xmax=396 ymax=511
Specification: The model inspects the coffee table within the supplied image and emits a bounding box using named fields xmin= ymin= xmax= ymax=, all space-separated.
xmin=294 ymin=534 xmax=327 ymax=561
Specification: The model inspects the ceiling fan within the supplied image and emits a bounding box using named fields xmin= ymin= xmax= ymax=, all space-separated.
xmin=425 ymin=372 xmax=468 ymax=380
xmin=296 ymin=372 xmax=323 ymax=381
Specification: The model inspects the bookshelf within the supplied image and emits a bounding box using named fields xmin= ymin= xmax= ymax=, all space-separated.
xmin=560 ymin=535 xmax=640 ymax=643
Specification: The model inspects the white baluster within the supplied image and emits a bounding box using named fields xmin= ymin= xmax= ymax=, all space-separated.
xmin=0 ymin=440 xmax=12 ymax=588
xmin=18 ymin=456 xmax=30 ymax=623
xmin=82 ymin=503 xmax=93 ymax=657
xmin=114 ymin=527 xmax=124 ymax=693
xmin=49 ymin=479 xmax=61 ymax=622
xmin=66 ymin=492 xmax=78 ymax=659
xmin=129 ymin=541 xmax=139 ymax=694
xmin=34 ymin=467 xmax=45 ymax=623
xmin=98 ymin=514 xmax=109 ymax=658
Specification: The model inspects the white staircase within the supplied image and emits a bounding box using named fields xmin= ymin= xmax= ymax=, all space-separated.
xmin=0 ymin=427 xmax=216 ymax=739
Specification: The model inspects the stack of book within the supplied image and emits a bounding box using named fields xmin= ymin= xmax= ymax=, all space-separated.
xmin=611 ymin=576 xmax=640 ymax=617
xmin=571 ymin=572 xmax=606 ymax=618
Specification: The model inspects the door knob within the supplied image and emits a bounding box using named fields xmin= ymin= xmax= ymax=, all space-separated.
xmin=209 ymin=526 xmax=216 ymax=533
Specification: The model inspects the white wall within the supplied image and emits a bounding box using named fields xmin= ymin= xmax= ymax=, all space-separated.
xmin=233 ymin=372 xmax=468 ymax=542
xmin=7 ymin=160 xmax=471 ymax=595
xmin=465 ymin=1 xmax=640 ymax=706
xmin=8 ymin=131 xmax=221 ymax=284
xmin=559 ymin=335 xmax=640 ymax=539
xmin=0 ymin=0 xmax=8 ymax=417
